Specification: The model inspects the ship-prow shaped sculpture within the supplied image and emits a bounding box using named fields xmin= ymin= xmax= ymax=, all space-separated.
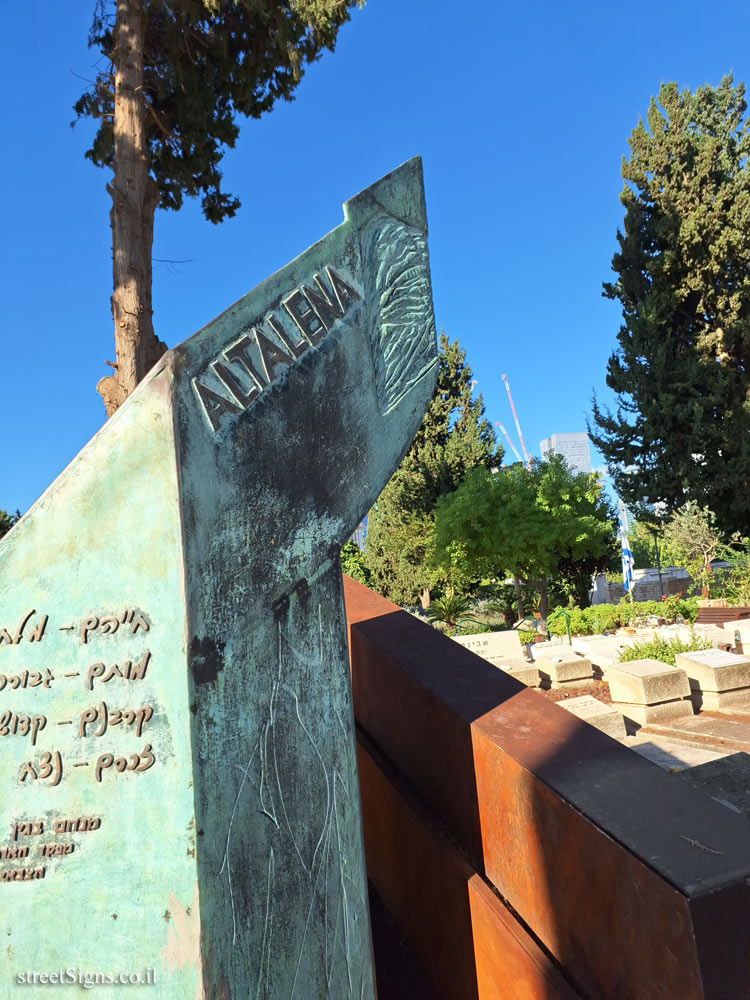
xmin=0 ymin=157 xmax=437 ymax=998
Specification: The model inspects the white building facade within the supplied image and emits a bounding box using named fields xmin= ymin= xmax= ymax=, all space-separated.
xmin=539 ymin=432 xmax=592 ymax=474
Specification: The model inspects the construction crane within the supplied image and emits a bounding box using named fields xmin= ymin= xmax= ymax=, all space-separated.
xmin=501 ymin=374 xmax=531 ymax=467
xmin=495 ymin=422 xmax=522 ymax=464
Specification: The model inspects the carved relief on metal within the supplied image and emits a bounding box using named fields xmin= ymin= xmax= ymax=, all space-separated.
xmin=218 ymin=603 xmax=366 ymax=998
xmin=361 ymin=212 xmax=437 ymax=414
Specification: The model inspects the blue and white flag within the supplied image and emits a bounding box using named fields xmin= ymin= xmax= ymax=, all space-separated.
xmin=618 ymin=504 xmax=635 ymax=593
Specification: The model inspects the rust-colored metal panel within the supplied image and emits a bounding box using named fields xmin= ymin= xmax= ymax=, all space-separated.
xmin=344 ymin=574 xmax=524 ymax=861
xmin=344 ymin=573 xmax=402 ymax=627
xmin=467 ymin=876 xmax=579 ymax=1000
xmin=689 ymin=880 xmax=750 ymax=999
xmin=357 ymin=733 xmax=578 ymax=1000
xmin=472 ymin=726 xmax=703 ymax=1000
xmin=472 ymin=689 xmax=750 ymax=893
xmin=356 ymin=737 xmax=480 ymax=1000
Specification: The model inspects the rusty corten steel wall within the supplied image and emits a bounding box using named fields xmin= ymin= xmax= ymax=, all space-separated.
xmin=357 ymin=732 xmax=579 ymax=1000
xmin=344 ymin=575 xmax=750 ymax=1000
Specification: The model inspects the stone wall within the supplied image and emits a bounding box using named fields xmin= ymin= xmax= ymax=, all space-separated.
xmin=592 ymin=566 xmax=695 ymax=604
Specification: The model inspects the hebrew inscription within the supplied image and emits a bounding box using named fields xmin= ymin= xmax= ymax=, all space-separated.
xmin=0 ymin=607 xmax=158 ymax=882
xmin=0 ymin=157 xmax=435 ymax=995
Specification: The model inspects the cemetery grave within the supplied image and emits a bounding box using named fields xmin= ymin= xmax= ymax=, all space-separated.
xmin=533 ymin=647 xmax=594 ymax=690
xmin=558 ymin=695 xmax=627 ymax=739
xmin=607 ymin=658 xmax=695 ymax=726
xmin=454 ymin=618 xmax=750 ymax=778
xmin=675 ymin=648 xmax=750 ymax=711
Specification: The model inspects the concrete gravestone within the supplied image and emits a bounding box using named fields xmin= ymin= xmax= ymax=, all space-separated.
xmin=453 ymin=630 xmax=524 ymax=664
xmin=0 ymin=159 xmax=437 ymax=997
xmin=675 ymin=648 xmax=750 ymax=711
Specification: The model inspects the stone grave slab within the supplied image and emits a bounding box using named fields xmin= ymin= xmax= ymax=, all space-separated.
xmin=674 ymin=752 xmax=750 ymax=820
xmin=693 ymin=688 xmax=750 ymax=712
xmin=453 ymin=629 xmax=523 ymax=664
xmin=615 ymin=628 xmax=657 ymax=642
xmin=674 ymin=648 xmax=750 ymax=693
xmin=571 ymin=636 xmax=626 ymax=677
xmin=625 ymin=735 xmax=730 ymax=771
xmin=498 ymin=660 xmax=540 ymax=687
xmin=534 ymin=649 xmax=593 ymax=689
xmin=0 ymin=159 xmax=437 ymax=998
xmin=558 ymin=696 xmax=627 ymax=739
xmin=693 ymin=623 xmax=732 ymax=650
xmin=607 ymin=658 xmax=691 ymax=706
xmin=644 ymin=713 xmax=750 ymax=752
xmin=528 ymin=638 xmax=571 ymax=653
xmin=610 ymin=699 xmax=695 ymax=727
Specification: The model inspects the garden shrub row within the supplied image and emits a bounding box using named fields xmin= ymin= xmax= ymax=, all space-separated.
xmin=545 ymin=596 xmax=700 ymax=637
xmin=619 ymin=632 xmax=712 ymax=666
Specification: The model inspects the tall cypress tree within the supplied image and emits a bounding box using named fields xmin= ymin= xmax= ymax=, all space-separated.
xmin=75 ymin=0 xmax=362 ymax=415
xmin=591 ymin=76 xmax=750 ymax=534
xmin=364 ymin=333 xmax=502 ymax=607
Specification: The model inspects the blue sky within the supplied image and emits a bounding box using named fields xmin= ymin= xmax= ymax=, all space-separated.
xmin=1 ymin=0 xmax=748 ymax=513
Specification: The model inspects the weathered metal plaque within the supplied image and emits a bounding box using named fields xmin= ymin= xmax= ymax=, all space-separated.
xmin=0 ymin=158 xmax=437 ymax=997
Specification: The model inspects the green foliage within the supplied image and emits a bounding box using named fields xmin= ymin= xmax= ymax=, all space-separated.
xmin=619 ymin=633 xmax=713 ymax=666
xmin=629 ymin=521 xmax=659 ymax=569
xmin=75 ymin=0 xmax=362 ymax=224
xmin=544 ymin=596 xmax=700 ymax=636
xmin=364 ymin=333 xmax=501 ymax=606
xmin=591 ymin=76 xmax=750 ymax=536
xmin=712 ymin=542 xmax=750 ymax=605
xmin=340 ymin=540 xmax=370 ymax=587
xmin=660 ymin=594 xmax=700 ymax=622
xmin=0 ymin=510 xmax=20 ymax=540
xmin=432 ymin=455 xmax=617 ymax=617
xmin=427 ymin=594 xmax=472 ymax=630
xmin=661 ymin=502 xmax=740 ymax=596
xmin=454 ymin=620 xmax=492 ymax=636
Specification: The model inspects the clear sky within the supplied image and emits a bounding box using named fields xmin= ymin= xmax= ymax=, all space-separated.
xmin=1 ymin=0 xmax=748 ymax=513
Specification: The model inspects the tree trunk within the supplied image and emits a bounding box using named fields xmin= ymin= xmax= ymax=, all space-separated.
xmin=98 ymin=0 xmax=167 ymax=417
xmin=420 ymin=588 xmax=431 ymax=610
xmin=702 ymin=558 xmax=713 ymax=599
xmin=513 ymin=574 xmax=525 ymax=620
xmin=538 ymin=579 xmax=548 ymax=620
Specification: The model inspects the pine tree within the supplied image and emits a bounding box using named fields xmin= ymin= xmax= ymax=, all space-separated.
xmin=363 ymin=333 xmax=502 ymax=607
xmin=591 ymin=76 xmax=750 ymax=534
xmin=75 ymin=0 xmax=362 ymax=415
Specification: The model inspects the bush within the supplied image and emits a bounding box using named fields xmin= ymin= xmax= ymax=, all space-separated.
xmin=455 ymin=620 xmax=492 ymax=636
xmin=427 ymin=594 xmax=472 ymax=630
xmin=340 ymin=540 xmax=370 ymax=587
xmin=544 ymin=596 xmax=700 ymax=637
xmin=715 ymin=557 xmax=750 ymax=606
xmin=619 ymin=631 xmax=712 ymax=666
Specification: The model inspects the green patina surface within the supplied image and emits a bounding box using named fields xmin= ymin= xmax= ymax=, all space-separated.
xmin=0 ymin=373 xmax=200 ymax=997
xmin=0 ymin=158 xmax=437 ymax=998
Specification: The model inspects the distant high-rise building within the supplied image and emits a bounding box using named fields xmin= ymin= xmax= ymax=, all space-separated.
xmin=539 ymin=432 xmax=592 ymax=474
xmin=350 ymin=519 xmax=367 ymax=551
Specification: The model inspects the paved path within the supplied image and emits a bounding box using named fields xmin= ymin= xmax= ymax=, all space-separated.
xmin=623 ymin=734 xmax=730 ymax=770
xmin=644 ymin=712 xmax=750 ymax=754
